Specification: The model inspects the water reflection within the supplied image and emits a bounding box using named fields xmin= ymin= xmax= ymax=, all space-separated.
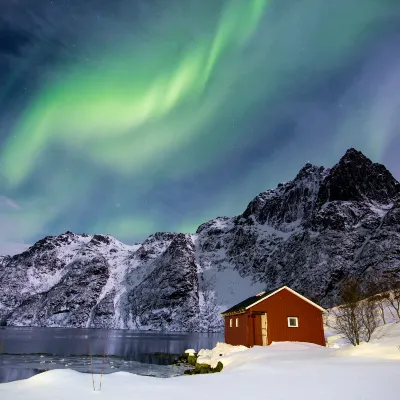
xmin=0 ymin=327 xmax=223 ymax=383
xmin=0 ymin=367 xmax=45 ymax=384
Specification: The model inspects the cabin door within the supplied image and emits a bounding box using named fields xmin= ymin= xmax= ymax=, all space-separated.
xmin=261 ymin=313 xmax=268 ymax=346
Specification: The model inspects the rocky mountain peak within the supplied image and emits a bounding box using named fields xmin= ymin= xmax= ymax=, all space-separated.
xmin=241 ymin=162 xmax=327 ymax=228
xmin=196 ymin=217 xmax=232 ymax=235
xmin=90 ymin=234 xmax=112 ymax=246
xmin=339 ymin=147 xmax=370 ymax=164
xmin=317 ymin=149 xmax=400 ymax=205
xmin=0 ymin=255 xmax=10 ymax=266
xmin=294 ymin=162 xmax=325 ymax=182
xmin=164 ymin=233 xmax=194 ymax=258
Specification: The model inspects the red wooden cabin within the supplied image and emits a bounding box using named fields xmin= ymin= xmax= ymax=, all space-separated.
xmin=221 ymin=286 xmax=326 ymax=347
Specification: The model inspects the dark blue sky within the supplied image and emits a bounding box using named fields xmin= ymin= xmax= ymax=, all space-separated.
xmin=1 ymin=0 xmax=400 ymax=255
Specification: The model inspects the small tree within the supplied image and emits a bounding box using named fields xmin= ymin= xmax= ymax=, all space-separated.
xmin=368 ymin=293 xmax=390 ymax=324
xmin=385 ymin=274 xmax=400 ymax=319
xmin=359 ymin=297 xmax=379 ymax=342
xmin=330 ymin=278 xmax=364 ymax=346
xmin=330 ymin=276 xmax=382 ymax=345
xmin=364 ymin=277 xmax=390 ymax=325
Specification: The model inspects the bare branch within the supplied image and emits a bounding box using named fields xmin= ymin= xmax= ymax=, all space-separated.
xmin=329 ymin=277 xmax=379 ymax=345
xmin=89 ymin=343 xmax=96 ymax=392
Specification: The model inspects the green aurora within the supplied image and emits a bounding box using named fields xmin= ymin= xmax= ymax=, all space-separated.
xmin=0 ymin=0 xmax=399 ymax=251
xmin=1 ymin=0 xmax=268 ymax=184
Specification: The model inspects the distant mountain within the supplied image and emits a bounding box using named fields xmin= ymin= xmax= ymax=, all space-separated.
xmin=1 ymin=148 xmax=399 ymax=331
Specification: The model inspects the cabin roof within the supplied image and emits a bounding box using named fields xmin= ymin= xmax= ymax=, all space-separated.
xmin=220 ymin=287 xmax=281 ymax=316
xmin=220 ymin=286 xmax=326 ymax=316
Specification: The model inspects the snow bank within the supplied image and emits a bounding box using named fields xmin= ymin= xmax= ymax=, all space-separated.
xmin=196 ymin=342 xmax=247 ymax=368
xmin=325 ymin=301 xmax=400 ymax=355
xmin=334 ymin=322 xmax=400 ymax=360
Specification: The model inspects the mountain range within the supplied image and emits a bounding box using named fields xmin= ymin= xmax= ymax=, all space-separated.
xmin=1 ymin=148 xmax=399 ymax=331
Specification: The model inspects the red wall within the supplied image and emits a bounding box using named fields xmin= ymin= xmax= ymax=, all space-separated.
xmin=224 ymin=312 xmax=250 ymax=346
xmin=250 ymin=288 xmax=325 ymax=346
xmin=224 ymin=288 xmax=325 ymax=347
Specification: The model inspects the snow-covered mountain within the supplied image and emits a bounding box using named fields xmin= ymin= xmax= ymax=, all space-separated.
xmin=1 ymin=148 xmax=399 ymax=331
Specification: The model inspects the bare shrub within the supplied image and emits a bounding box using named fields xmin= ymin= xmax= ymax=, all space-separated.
xmin=363 ymin=277 xmax=391 ymax=325
xmin=330 ymin=278 xmax=364 ymax=346
xmin=89 ymin=344 xmax=95 ymax=391
xmin=385 ymin=274 xmax=400 ymax=319
xmin=368 ymin=292 xmax=390 ymax=324
xmin=360 ymin=297 xmax=379 ymax=342
xmin=330 ymin=277 xmax=380 ymax=346
xmin=89 ymin=344 xmax=108 ymax=392
xmin=99 ymin=350 xmax=107 ymax=391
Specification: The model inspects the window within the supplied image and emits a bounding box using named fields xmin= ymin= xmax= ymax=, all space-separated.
xmin=287 ymin=317 xmax=299 ymax=328
xmin=229 ymin=318 xmax=232 ymax=328
xmin=236 ymin=318 xmax=239 ymax=328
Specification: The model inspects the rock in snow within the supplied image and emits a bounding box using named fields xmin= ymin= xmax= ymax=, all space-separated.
xmin=0 ymin=148 xmax=399 ymax=331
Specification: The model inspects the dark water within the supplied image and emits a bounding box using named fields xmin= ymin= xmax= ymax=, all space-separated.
xmin=0 ymin=326 xmax=223 ymax=384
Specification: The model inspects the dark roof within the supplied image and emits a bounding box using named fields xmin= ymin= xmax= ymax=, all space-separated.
xmin=221 ymin=287 xmax=281 ymax=316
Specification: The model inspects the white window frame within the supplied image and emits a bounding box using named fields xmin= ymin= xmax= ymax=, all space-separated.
xmin=229 ymin=318 xmax=232 ymax=328
xmin=235 ymin=317 xmax=239 ymax=328
xmin=287 ymin=317 xmax=299 ymax=328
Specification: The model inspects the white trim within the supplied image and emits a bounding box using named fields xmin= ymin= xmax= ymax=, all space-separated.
xmin=244 ymin=286 xmax=327 ymax=312
xmin=287 ymin=316 xmax=299 ymax=328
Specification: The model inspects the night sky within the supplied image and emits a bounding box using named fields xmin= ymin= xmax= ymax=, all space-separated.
xmin=1 ymin=0 xmax=400 ymax=255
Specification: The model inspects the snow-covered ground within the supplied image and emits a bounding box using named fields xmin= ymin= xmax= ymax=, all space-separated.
xmin=1 ymin=321 xmax=399 ymax=400
xmin=324 ymin=295 xmax=400 ymax=350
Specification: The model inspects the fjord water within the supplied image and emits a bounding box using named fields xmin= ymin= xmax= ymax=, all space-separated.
xmin=0 ymin=326 xmax=223 ymax=383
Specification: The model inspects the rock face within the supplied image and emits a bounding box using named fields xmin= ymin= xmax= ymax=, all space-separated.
xmin=1 ymin=148 xmax=399 ymax=331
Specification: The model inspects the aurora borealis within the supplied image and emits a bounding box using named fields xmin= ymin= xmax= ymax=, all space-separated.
xmin=1 ymin=0 xmax=400 ymax=254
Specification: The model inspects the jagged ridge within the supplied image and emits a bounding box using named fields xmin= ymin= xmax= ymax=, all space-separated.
xmin=1 ymin=148 xmax=399 ymax=331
